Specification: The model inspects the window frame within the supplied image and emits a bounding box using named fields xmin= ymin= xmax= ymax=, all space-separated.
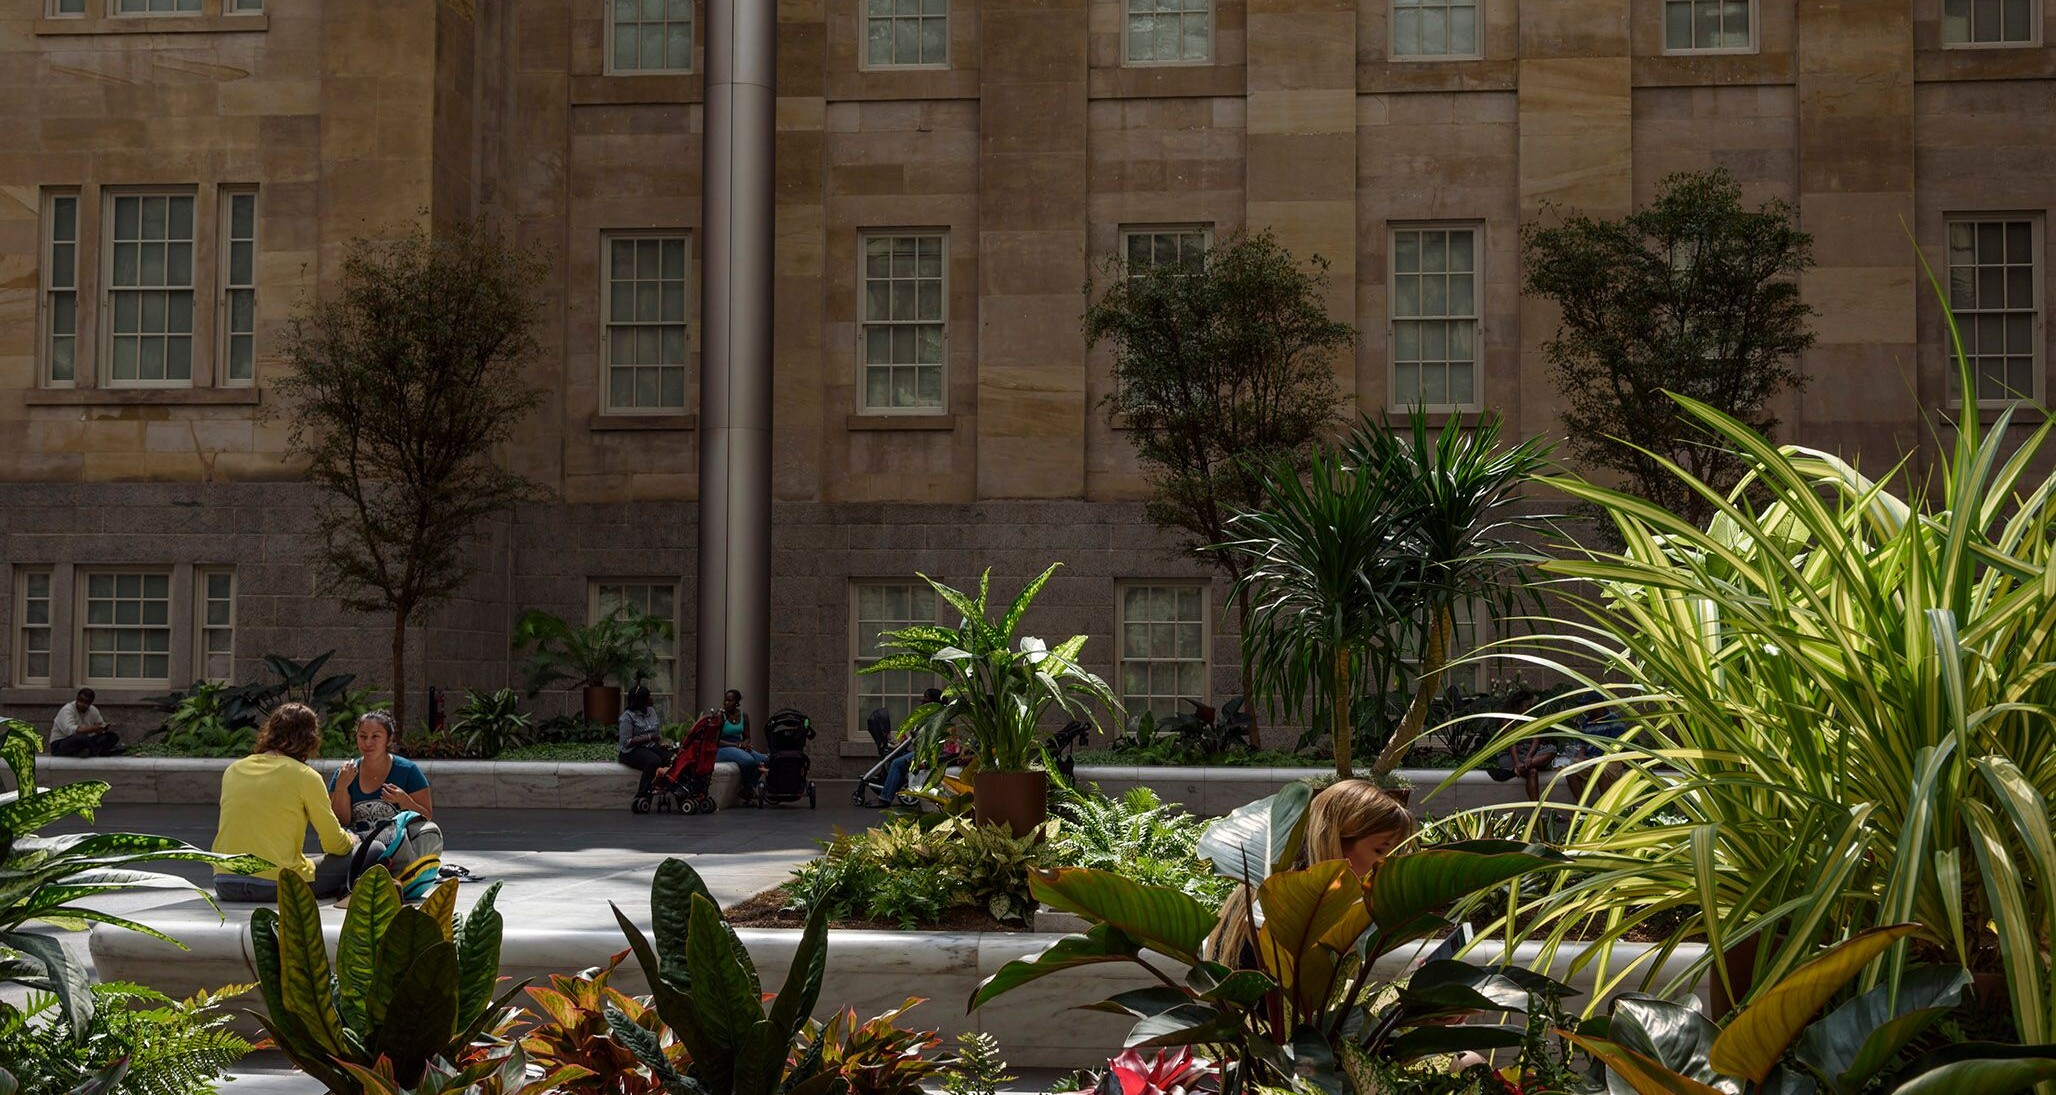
xmin=855 ymin=229 xmax=950 ymax=416
xmin=599 ymin=231 xmax=693 ymax=415
xmin=49 ymin=0 xmax=88 ymax=19
xmin=75 ymin=568 xmax=175 ymax=690
xmin=849 ymin=580 xmax=944 ymax=739
xmin=604 ymin=0 xmax=696 ymax=75
xmin=225 ymin=0 xmax=263 ymax=12
xmin=16 ymin=569 xmax=55 ymax=688
xmin=859 ymin=0 xmax=951 ymax=70
xmin=1115 ymin=581 xmax=1212 ymax=723
xmin=111 ymin=0 xmax=204 ymax=15
xmin=101 ymin=188 xmax=201 ymax=390
xmin=219 ymin=188 xmax=258 ymax=387
xmin=1387 ymin=0 xmax=1484 ymax=61
xmin=1387 ymin=220 xmax=1485 ymax=414
xmin=41 ymin=190 xmax=81 ymax=389
xmin=1944 ymin=212 xmax=2046 ymax=409
xmin=1119 ymin=224 xmax=1213 ymax=280
xmin=1659 ymin=0 xmax=1760 ymax=54
xmin=590 ymin=579 xmax=681 ymax=702
xmin=1941 ymin=0 xmax=2040 ymax=46
xmin=194 ymin=567 xmax=235 ymax=683
xmin=1121 ymin=0 xmax=1215 ymax=66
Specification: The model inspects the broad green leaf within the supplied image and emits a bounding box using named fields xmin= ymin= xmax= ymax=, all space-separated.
xmin=455 ymin=881 xmax=504 ymax=1030
xmin=1793 ymin=965 xmax=1969 ymax=1093
xmin=336 ymin=867 xmax=400 ymax=1031
xmin=1365 ymin=840 xmax=1568 ymax=956
xmin=1126 ymin=1001 xmax=1238 ymax=1049
xmin=419 ymin=879 xmax=458 ymax=941
xmin=1564 ymin=1033 xmax=1734 ymax=1095
xmin=652 ymin=857 xmax=712 ymax=971
xmin=371 ymin=938 xmax=460 ymax=1085
xmin=1892 ymin=1057 xmax=2056 ymax=1095
xmin=766 ymin=901 xmax=829 ymax=1041
xmin=274 ymin=872 xmax=348 ymax=1060
xmin=1710 ymin=925 xmax=1923 ymax=1083
xmin=0 ymin=782 xmax=105 ymax=836
xmin=1385 ymin=1023 xmax=1529 ymax=1062
xmin=1256 ymin=861 xmax=1371 ymax=1015
xmin=1196 ymin=783 xmax=1312 ymax=886
xmin=1 ymin=931 xmax=88 ymax=1039
xmin=1610 ymin=996 xmax=1730 ymax=1092
xmin=969 ymin=922 xmax=1144 ymax=1011
xmin=1028 ymin=867 xmax=1212 ymax=965
xmin=683 ymin=892 xmax=761 ymax=1066
xmin=369 ymin=905 xmax=447 ymax=1034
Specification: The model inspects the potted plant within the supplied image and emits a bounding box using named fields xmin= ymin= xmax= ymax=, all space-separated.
xmin=512 ymin=606 xmax=672 ymax=726
xmin=861 ymin=564 xmax=1121 ymax=836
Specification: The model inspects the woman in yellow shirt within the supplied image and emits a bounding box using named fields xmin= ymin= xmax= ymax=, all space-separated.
xmin=211 ymin=702 xmax=359 ymax=902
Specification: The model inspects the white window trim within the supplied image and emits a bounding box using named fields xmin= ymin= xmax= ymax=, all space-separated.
xmin=1659 ymin=0 xmax=1760 ymax=54
xmin=1386 ymin=0 xmax=1484 ymax=61
xmin=110 ymin=0 xmax=205 ymax=16
xmin=1120 ymin=0 xmax=1216 ymax=66
xmin=1944 ymin=211 xmax=2046 ymax=409
xmin=599 ymin=230 xmax=693 ymax=416
xmin=15 ymin=568 xmax=54 ymax=688
xmin=857 ymin=2 xmax=952 ymax=70
xmin=225 ymin=0 xmax=263 ymax=12
xmin=604 ymin=0 xmax=695 ymax=75
xmin=101 ymin=188 xmax=201 ymax=390
xmin=75 ymin=568 xmax=176 ymax=690
xmin=48 ymin=0 xmax=87 ymax=18
xmin=1119 ymin=223 xmax=1213 ymax=278
xmin=40 ymin=190 xmax=80 ymax=390
xmin=218 ymin=187 xmax=257 ymax=388
xmin=590 ymin=579 xmax=682 ymax=700
xmin=194 ymin=567 xmax=235 ymax=683
xmin=1941 ymin=0 xmax=2042 ymax=46
xmin=855 ymin=229 xmax=951 ymax=416
xmin=1387 ymin=220 xmax=1485 ymax=414
xmin=1115 ymin=580 xmax=1212 ymax=720
xmin=848 ymin=580 xmax=945 ymax=739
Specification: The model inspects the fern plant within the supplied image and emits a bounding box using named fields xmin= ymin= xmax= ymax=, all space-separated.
xmin=1050 ymin=785 xmax=1233 ymax=904
xmin=941 ymin=1032 xmax=1012 ymax=1095
xmin=0 ymin=982 xmax=255 ymax=1095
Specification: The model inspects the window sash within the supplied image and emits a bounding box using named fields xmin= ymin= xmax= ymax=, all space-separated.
xmin=197 ymin=569 xmax=235 ymax=682
xmin=864 ymin=0 xmax=949 ymax=66
xmin=1662 ymin=0 xmax=1754 ymax=51
xmin=44 ymin=193 xmax=78 ymax=386
xmin=1117 ymin=584 xmax=1208 ymax=721
xmin=602 ymin=235 xmax=691 ymax=411
xmin=859 ymin=233 xmax=947 ymax=412
xmin=115 ymin=0 xmax=202 ymax=12
xmin=1122 ymin=228 xmax=1211 ymax=279
xmin=79 ymin=571 xmax=172 ymax=685
xmin=1125 ymin=0 xmax=1212 ymax=62
xmin=593 ymin=581 xmax=679 ymax=700
xmin=18 ymin=570 xmax=53 ymax=686
xmin=1390 ymin=226 xmax=1481 ymax=410
xmin=106 ymin=193 xmax=197 ymax=386
xmin=608 ymin=0 xmax=695 ymax=73
xmin=1943 ymin=0 xmax=2035 ymax=43
xmin=853 ymin=583 xmax=939 ymax=733
xmin=1391 ymin=0 xmax=1479 ymax=57
xmin=1946 ymin=217 xmax=2042 ymax=405
xmin=52 ymin=0 xmax=88 ymax=15
xmin=222 ymin=190 xmax=257 ymax=385
xmin=228 ymin=0 xmax=264 ymax=11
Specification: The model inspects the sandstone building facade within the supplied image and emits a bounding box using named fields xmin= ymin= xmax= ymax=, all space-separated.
xmin=1 ymin=0 xmax=2050 ymax=769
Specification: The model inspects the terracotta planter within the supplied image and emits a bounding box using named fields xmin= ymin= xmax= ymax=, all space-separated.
xmin=973 ymin=769 xmax=1048 ymax=837
xmin=583 ymin=685 xmax=622 ymax=727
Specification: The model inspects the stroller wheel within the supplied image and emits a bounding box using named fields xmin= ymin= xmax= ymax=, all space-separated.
xmin=851 ymin=787 xmax=867 ymax=806
xmin=680 ymin=795 xmax=698 ymax=815
xmin=631 ymin=795 xmax=652 ymax=815
xmin=697 ymin=793 xmax=718 ymax=814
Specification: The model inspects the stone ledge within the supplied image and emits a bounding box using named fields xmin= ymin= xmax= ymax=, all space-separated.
xmin=23 ymin=387 xmax=263 ymax=406
xmin=587 ymin=413 xmax=698 ymax=432
xmin=1072 ymin=765 xmax=1554 ymax=816
xmin=844 ymin=413 xmax=958 ymax=431
xmin=36 ymin=12 xmax=268 ymax=34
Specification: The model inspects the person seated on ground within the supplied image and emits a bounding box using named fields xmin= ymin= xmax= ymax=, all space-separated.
xmin=1206 ymin=779 xmax=1415 ymax=963
xmin=211 ymin=702 xmax=358 ymax=902
xmin=871 ymin=687 xmax=957 ymax=808
xmin=327 ymin=710 xmax=433 ymax=830
xmin=49 ymin=688 xmax=123 ymax=757
xmin=618 ymin=686 xmax=671 ymax=802
xmin=715 ymin=688 xmax=769 ymax=803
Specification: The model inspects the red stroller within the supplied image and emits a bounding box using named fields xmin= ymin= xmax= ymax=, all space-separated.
xmin=636 ymin=712 xmax=721 ymax=815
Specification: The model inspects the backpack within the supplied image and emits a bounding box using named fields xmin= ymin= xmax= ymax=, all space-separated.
xmin=349 ymin=811 xmax=445 ymax=902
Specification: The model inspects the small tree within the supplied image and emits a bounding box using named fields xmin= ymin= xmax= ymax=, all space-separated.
xmin=274 ymin=222 xmax=547 ymax=733
xmin=1088 ymin=230 xmax=1355 ymax=745
xmin=1521 ymin=169 xmax=1815 ymax=531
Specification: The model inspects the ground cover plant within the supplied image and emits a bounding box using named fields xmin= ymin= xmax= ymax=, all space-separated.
xmin=0 ymin=982 xmax=255 ymax=1095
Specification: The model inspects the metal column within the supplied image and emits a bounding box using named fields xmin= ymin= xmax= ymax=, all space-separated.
xmin=696 ymin=0 xmax=775 ymax=725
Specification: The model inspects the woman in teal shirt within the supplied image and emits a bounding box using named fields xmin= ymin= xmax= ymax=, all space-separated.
xmin=715 ymin=689 xmax=767 ymax=803
xmin=327 ymin=711 xmax=433 ymax=829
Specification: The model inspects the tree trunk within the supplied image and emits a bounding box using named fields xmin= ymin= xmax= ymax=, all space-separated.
xmin=1237 ymin=589 xmax=1261 ymax=749
xmin=1332 ymin=646 xmax=1352 ymax=779
xmin=1371 ymin=608 xmax=1449 ymax=778
xmin=391 ymin=611 xmax=409 ymax=738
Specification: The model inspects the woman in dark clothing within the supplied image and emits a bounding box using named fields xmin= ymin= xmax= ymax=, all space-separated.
xmin=618 ymin=686 xmax=670 ymax=802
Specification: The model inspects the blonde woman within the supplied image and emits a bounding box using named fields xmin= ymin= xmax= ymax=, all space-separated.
xmin=1206 ymin=779 xmax=1415 ymax=964
xmin=211 ymin=703 xmax=358 ymax=902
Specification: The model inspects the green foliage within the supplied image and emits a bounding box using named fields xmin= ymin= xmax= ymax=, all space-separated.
xmin=145 ymin=652 xmax=363 ymax=746
xmin=323 ymin=687 xmax=389 ymax=755
xmin=806 ymin=998 xmax=951 ymax=1095
xmin=513 ymin=608 xmax=673 ymax=694
xmin=609 ymin=858 xmax=844 ymax=1095
xmin=496 ymin=741 xmax=617 ymax=763
xmin=785 ymin=816 xmax=1058 ymax=927
xmin=517 ymin=952 xmax=679 ymax=1094
xmin=1050 ymin=785 xmax=1234 ymax=905
xmin=861 ymin=564 xmax=1122 ymax=774
xmin=335 ymin=1044 xmax=591 ymax=1095
xmin=940 ymin=1033 xmax=1012 ymax=1095
xmin=0 ymin=982 xmax=254 ymax=1095
xmin=249 ymin=867 xmax=521 ymax=1093
xmin=449 ymin=689 xmax=534 ymax=759
xmin=1521 ymin=167 xmax=1816 ymax=532
xmin=530 ymin=716 xmax=619 ymax=745
xmin=0 ymin=719 xmax=268 ymax=1052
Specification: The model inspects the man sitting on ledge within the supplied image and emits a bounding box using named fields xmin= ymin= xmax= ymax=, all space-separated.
xmin=51 ymin=688 xmax=124 ymax=757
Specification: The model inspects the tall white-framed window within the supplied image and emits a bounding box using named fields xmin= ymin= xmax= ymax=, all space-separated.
xmin=42 ymin=192 xmax=79 ymax=386
xmin=608 ymin=0 xmax=694 ymax=73
xmin=593 ymin=581 xmax=679 ymax=702
xmin=196 ymin=568 xmax=235 ymax=682
xmin=1117 ymin=583 xmax=1209 ymax=721
xmin=1125 ymin=0 xmax=1211 ymax=63
xmin=115 ymin=0 xmax=201 ymax=13
xmin=1943 ymin=0 xmax=2036 ymax=44
xmin=79 ymin=571 xmax=172 ymax=687
xmin=16 ymin=570 xmax=54 ymax=687
xmin=1663 ymin=0 xmax=1755 ymax=52
xmin=602 ymin=234 xmax=690 ymax=412
xmin=105 ymin=192 xmax=196 ymax=387
xmin=1947 ymin=215 xmax=2043 ymax=406
xmin=865 ymin=0 xmax=949 ymax=67
xmin=852 ymin=582 xmax=940 ymax=735
xmin=1390 ymin=223 xmax=1481 ymax=411
xmin=858 ymin=232 xmax=947 ymax=412
xmin=1122 ymin=226 xmax=1210 ymax=279
xmin=1391 ymin=0 xmax=1479 ymax=58
xmin=221 ymin=189 xmax=257 ymax=385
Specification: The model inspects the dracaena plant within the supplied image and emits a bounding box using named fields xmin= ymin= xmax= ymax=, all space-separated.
xmin=808 ymin=997 xmax=952 ymax=1095
xmin=860 ymin=564 xmax=1122 ymax=774
xmin=517 ymin=950 xmax=682 ymax=1094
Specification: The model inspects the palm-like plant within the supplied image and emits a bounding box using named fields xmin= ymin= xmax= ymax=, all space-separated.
xmin=511 ymin=607 xmax=672 ymax=693
xmin=860 ymin=564 xmax=1121 ymax=774
xmin=1469 ymin=270 xmax=2056 ymax=1043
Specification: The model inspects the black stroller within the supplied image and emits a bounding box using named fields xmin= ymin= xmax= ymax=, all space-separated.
xmin=854 ymin=709 xmax=1091 ymax=806
xmin=757 ymin=707 xmax=817 ymax=808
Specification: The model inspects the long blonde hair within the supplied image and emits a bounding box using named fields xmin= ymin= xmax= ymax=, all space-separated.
xmin=1205 ymin=780 xmax=1415 ymax=963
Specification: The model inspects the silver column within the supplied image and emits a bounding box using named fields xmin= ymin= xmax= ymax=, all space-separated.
xmin=696 ymin=0 xmax=775 ymax=726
